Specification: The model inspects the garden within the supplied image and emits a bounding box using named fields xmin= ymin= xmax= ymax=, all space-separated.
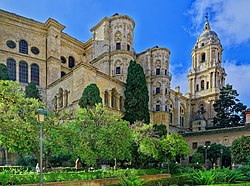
xmin=0 ymin=62 xmax=249 ymax=185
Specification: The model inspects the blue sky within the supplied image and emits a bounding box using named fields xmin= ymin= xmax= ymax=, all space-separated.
xmin=1 ymin=0 xmax=249 ymax=107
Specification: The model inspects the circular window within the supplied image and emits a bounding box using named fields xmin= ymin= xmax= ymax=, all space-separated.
xmin=31 ymin=47 xmax=40 ymax=55
xmin=61 ymin=56 xmax=66 ymax=64
xmin=6 ymin=40 xmax=16 ymax=49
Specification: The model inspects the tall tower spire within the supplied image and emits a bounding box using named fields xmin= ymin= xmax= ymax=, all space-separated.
xmin=203 ymin=14 xmax=211 ymax=32
xmin=187 ymin=16 xmax=227 ymax=128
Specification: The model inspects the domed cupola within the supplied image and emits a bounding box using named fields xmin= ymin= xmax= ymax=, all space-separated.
xmin=195 ymin=16 xmax=220 ymax=48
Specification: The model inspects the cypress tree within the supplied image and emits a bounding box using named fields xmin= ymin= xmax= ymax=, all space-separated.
xmin=123 ymin=61 xmax=150 ymax=124
xmin=78 ymin=83 xmax=102 ymax=108
xmin=25 ymin=82 xmax=40 ymax=99
xmin=0 ymin=63 xmax=9 ymax=80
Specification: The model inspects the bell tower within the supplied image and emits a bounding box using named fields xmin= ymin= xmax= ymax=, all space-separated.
xmin=188 ymin=16 xmax=227 ymax=129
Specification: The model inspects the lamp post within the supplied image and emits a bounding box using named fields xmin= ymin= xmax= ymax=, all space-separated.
xmin=220 ymin=149 xmax=223 ymax=168
xmin=37 ymin=109 xmax=48 ymax=186
xmin=204 ymin=145 xmax=210 ymax=166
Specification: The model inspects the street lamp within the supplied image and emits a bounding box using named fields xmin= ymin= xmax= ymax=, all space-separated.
xmin=37 ymin=108 xmax=48 ymax=186
xmin=220 ymin=149 xmax=223 ymax=168
xmin=204 ymin=145 xmax=210 ymax=166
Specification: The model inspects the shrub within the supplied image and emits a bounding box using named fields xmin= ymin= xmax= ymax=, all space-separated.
xmin=215 ymin=168 xmax=246 ymax=183
xmin=189 ymin=169 xmax=215 ymax=185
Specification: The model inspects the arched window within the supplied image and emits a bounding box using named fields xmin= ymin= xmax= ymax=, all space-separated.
xmin=156 ymin=68 xmax=160 ymax=75
xmin=127 ymin=44 xmax=130 ymax=51
xmin=169 ymin=102 xmax=174 ymax=125
xmin=31 ymin=64 xmax=39 ymax=85
xmin=116 ymin=42 xmax=121 ymax=50
xmin=61 ymin=56 xmax=67 ymax=64
xmin=120 ymin=96 xmax=124 ymax=111
xmin=54 ymin=96 xmax=57 ymax=110
xmin=7 ymin=58 xmax=16 ymax=81
xmin=68 ymin=56 xmax=75 ymax=68
xmin=201 ymin=80 xmax=205 ymax=90
xmin=111 ymin=88 xmax=117 ymax=108
xmin=116 ymin=67 xmax=121 ymax=74
xmin=180 ymin=105 xmax=185 ymax=128
xmin=64 ymin=90 xmax=68 ymax=107
xmin=19 ymin=40 xmax=28 ymax=54
xmin=61 ymin=71 xmax=66 ymax=77
xmin=206 ymin=81 xmax=209 ymax=89
xmin=19 ymin=61 xmax=28 ymax=83
xmin=104 ymin=90 xmax=109 ymax=106
xmin=58 ymin=88 xmax=63 ymax=108
xmin=196 ymin=84 xmax=199 ymax=92
xmin=201 ymin=53 xmax=206 ymax=62
xmin=156 ymin=101 xmax=161 ymax=111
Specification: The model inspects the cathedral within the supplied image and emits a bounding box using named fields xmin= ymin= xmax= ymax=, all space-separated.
xmin=0 ymin=10 xmax=227 ymax=133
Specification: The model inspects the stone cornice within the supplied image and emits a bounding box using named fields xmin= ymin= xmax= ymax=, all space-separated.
xmin=45 ymin=18 xmax=65 ymax=31
xmin=90 ymin=14 xmax=135 ymax=32
xmin=182 ymin=123 xmax=250 ymax=137
xmin=47 ymin=60 xmax=125 ymax=89
xmin=137 ymin=47 xmax=171 ymax=56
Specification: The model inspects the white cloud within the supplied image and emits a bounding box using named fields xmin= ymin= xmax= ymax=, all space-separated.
xmin=188 ymin=0 xmax=250 ymax=45
xmin=224 ymin=61 xmax=250 ymax=107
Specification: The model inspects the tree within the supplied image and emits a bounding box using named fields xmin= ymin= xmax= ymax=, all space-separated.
xmin=123 ymin=61 xmax=150 ymax=124
xmin=0 ymin=80 xmax=61 ymax=168
xmin=196 ymin=144 xmax=230 ymax=165
xmin=161 ymin=133 xmax=190 ymax=162
xmin=62 ymin=104 xmax=133 ymax=166
xmin=78 ymin=83 xmax=102 ymax=108
xmin=25 ymin=82 xmax=40 ymax=99
xmin=213 ymin=84 xmax=247 ymax=127
xmin=231 ymin=136 xmax=250 ymax=164
xmin=0 ymin=63 xmax=9 ymax=80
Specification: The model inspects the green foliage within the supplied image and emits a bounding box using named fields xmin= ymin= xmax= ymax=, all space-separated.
xmin=25 ymin=82 xmax=40 ymax=99
xmin=196 ymin=143 xmax=230 ymax=164
xmin=0 ymin=80 xmax=63 ymax=168
xmin=213 ymin=84 xmax=247 ymax=127
xmin=215 ymin=168 xmax=246 ymax=183
xmin=124 ymin=61 xmax=150 ymax=124
xmin=153 ymin=124 xmax=167 ymax=138
xmin=0 ymin=63 xmax=9 ymax=80
xmin=78 ymin=83 xmax=102 ymax=108
xmin=231 ymin=136 xmax=250 ymax=164
xmin=0 ymin=168 xmax=165 ymax=185
xmin=161 ymin=133 xmax=190 ymax=161
xmin=119 ymin=172 xmax=146 ymax=186
xmin=190 ymin=169 xmax=216 ymax=185
xmin=62 ymin=104 xmax=133 ymax=166
xmin=191 ymin=152 xmax=204 ymax=164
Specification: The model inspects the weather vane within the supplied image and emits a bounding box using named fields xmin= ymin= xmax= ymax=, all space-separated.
xmin=205 ymin=13 xmax=208 ymax=21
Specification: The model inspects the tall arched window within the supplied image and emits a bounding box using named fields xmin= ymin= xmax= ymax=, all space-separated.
xmin=196 ymin=84 xmax=199 ymax=92
xmin=68 ymin=56 xmax=75 ymax=68
xmin=7 ymin=58 xmax=16 ymax=81
xmin=19 ymin=40 xmax=28 ymax=54
xmin=19 ymin=61 xmax=28 ymax=83
xmin=53 ymin=96 xmax=58 ymax=110
xmin=111 ymin=88 xmax=117 ymax=108
xmin=201 ymin=80 xmax=205 ymax=90
xmin=169 ymin=102 xmax=174 ymax=125
xmin=120 ymin=96 xmax=124 ymax=111
xmin=201 ymin=53 xmax=206 ymax=62
xmin=31 ymin=63 xmax=39 ymax=85
xmin=58 ymin=88 xmax=63 ymax=108
xmin=180 ymin=105 xmax=185 ymax=128
xmin=104 ymin=90 xmax=109 ymax=106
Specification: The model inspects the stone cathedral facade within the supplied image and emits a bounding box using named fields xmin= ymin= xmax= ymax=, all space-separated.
xmin=0 ymin=10 xmax=226 ymax=133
